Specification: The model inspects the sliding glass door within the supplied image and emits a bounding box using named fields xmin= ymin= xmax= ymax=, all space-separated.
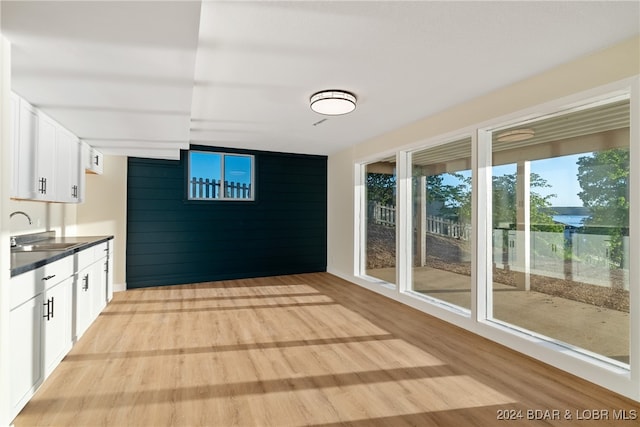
xmin=363 ymin=156 xmax=397 ymax=285
xmin=488 ymin=96 xmax=630 ymax=365
xmin=410 ymin=137 xmax=472 ymax=310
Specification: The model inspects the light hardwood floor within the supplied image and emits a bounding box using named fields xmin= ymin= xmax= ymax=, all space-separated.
xmin=13 ymin=273 xmax=639 ymax=426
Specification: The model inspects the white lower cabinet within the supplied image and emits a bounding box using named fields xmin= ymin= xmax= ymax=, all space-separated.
xmin=92 ymin=259 xmax=107 ymax=317
xmin=74 ymin=242 xmax=108 ymax=341
xmin=74 ymin=268 xmax=93 ymax=341
xmin=43 ymin=276 xmax=73 ymax=377
xmin=10 ymin=293 xmax=44 ymax=415
xmin=9 ymin=257 xmax=73 ymax=418
xmin=106 ymin=242 xmax=114 ymax=302
xmin=94 ymin=244 xmax=109 ymax=313
xmin=10 ymin=241 xmax=112 ymax=421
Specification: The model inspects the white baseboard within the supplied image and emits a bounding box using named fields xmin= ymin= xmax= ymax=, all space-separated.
xmin=113 ymin=283 xmax=126 ymax=293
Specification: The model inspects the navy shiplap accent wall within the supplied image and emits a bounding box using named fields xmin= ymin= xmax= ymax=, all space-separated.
xmin=126 ymin=148 xmax=327 ymax=288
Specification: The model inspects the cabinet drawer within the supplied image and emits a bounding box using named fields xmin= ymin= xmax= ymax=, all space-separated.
xmin=77 ymin=246 xmax=96 ymax=271
xmin=94 ymin=242 xmax=109 ymax=259
xmin=11 ymin=256 xmax=73 ymax=309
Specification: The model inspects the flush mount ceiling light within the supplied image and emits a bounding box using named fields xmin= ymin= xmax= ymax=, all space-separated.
xmin=310 ymin=90 xmax=356 ymax=115
xmin=496 ymin=128 xmax=535 ymax=142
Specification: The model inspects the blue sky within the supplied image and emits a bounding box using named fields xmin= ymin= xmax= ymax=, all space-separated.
xmin=529 ymin=153 xmax=583 ymax=207
xmin=224 ymin=155 xmax=252 ymax=184
xmin=190 ymin=152 xmax=251 ymax=185
xmin=443 ymin=153 xmax=588 ymax=207
xmin=190 ymin=152 xmax=221 ymax=181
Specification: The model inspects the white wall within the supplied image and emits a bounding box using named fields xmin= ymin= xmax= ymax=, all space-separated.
xmin=76 ymin=155 xmax=127 ymax=289
xmin=8 ymin=199 xmax=77 ymax=237
xmin=0 ymin=32 xmax=13 ymax=427
xmin=327 ymin=36 xmax=640 ymax=400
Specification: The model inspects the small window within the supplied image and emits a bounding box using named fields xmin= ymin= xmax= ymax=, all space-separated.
xmin=188 ymin=151 xmax=254 ymax=201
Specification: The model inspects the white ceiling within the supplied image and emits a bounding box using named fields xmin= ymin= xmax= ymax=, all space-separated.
xmin=2 ymin=1 xmax=639 ymax=160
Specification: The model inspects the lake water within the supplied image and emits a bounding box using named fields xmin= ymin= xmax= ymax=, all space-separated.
xmin=553 ymin=215 xmax=589 ymax=227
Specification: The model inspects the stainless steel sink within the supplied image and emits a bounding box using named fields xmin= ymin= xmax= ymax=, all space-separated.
xmin=11 ymin=242 xmax=80 ymax=252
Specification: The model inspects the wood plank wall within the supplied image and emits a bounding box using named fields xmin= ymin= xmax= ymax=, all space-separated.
xmin=126 ymin=147 xmax=327 ymax=288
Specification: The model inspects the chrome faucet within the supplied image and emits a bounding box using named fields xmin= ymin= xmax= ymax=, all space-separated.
xmin=10 ymin=211 xmax=32 ymax=224
xmin=10 ymin=211 xmax=33 ymax=247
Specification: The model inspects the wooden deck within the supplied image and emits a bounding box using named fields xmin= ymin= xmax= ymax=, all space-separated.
xmin=13 ymin=273 xmax=639 ymax=426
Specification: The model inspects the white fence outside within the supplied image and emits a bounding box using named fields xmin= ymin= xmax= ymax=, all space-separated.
xmin=370 ymin=202 xmax=396 ymax=227
xmin=493 ymin=229 xmax=629 ymax=290
xmin=371 ymin=202 xmax=627 ymax=290
xmin=370 ymin=202 xmax=471 ymax=240
xmin=426 ymin=215 xmax=471 ymax=240
xmin=190 ymin=177 xmax=251 ymax=199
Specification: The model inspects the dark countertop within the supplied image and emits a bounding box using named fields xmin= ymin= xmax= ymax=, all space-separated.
xmin=11 ymin=235 xmax=114 ymax=277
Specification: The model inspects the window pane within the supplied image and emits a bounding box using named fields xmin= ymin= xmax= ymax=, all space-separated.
xmin=411 ymin=137 xmax=472 ymax=310
xmin=364 ymin=158 xmax=396 ymax=285
xmin=224 ymin=155 xmax=252 ymax=199
xmin=490 ymin=97 xmax=630 ymax=365
xmin=188 ymin=151 xmax=254 ymax=201
xmin=189 ymin=152 xmax=221 ymax=199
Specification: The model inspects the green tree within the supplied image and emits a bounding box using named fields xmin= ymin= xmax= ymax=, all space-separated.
xmin=493 ymin=172 xmax=561 ymax=231
xmin=426 ymin=170 xmax=559 ymax=231
xmin=425 ymin=174 xmax=471 ymax=221
xmin=577 ymin=148 xmax=629 ymax=265
xmin=367 ymin=173 xmax=395 ymax=205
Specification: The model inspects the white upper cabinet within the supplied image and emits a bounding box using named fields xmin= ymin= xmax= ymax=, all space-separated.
xmin=81 ymin=141 xmax=104 ymax=175
xmin=86 ymin=143 xmax=104 ymax=175
xmin=11 ymin=93 xmax=95 ymax=203
xmin=13 ymin=97 xmax=39 ymax=199
xmin=57 ymin=127 xmax=82 ymax=203
xmin=10 ymin=93 xmax=20 ymax=196
xmin=56 ymin=128 xmax=72 ymax=203
xmin=35 ymin=112 xmax=58 ymax=201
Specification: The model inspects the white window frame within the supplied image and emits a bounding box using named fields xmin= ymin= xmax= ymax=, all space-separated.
xmin=355 ymin=154 xmax=399 ymax=289
xmin=475 ymin=82 xmax=638 ymax=398
xmin=401 ymin=136 xmax=475 ymax=316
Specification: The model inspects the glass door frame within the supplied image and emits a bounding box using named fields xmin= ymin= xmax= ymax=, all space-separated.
xmin=476 ymin=82 xmax=638 ymax=395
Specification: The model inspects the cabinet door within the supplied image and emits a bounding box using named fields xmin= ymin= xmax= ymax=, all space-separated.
xmin=86 ymin=146 xmax=104 ymax=174
xmin=55 ymin=129 xmax=71 ymax=203
xmin=10 ymin=294 xmax=44 ymax=417
xmin=92 ymin=259 xmax=107 ymax=317
xmin=69 ymin=136 xmax=82 ymax=203
xmin=106 ymin=244 xmax=114 ymax=302
xmin=14 ymin=98 xmax=39 ymax=199
xmin=93 ymin=149 xmax=104 ymax=174
xmin=74 ymin=270 xmax=93 ymax=341
xmin=11 ymin=93 xmax=20 ymax=197
xmin=56 ymin=128 xmax=81 ymax=203
xmin=81 ymin=140 xmax=90 ymax=170
xmin=35 ymin=112 xmax=57 ymax=201
xmin=43 ymin=277 xmax=72 ymax=377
